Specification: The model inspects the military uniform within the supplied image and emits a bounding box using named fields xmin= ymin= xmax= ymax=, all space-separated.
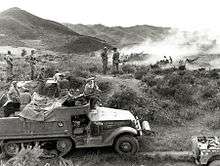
xmin=4 ymin=53 xmax=13 ymax=82
xmin=83 ymin=78 xmax=100 ymax=109
xmin=112 ymin=50 xmax=120 ymax=73
xmin=29 ymin=55 xmax=36 ymax=80
xmin=101 ymin=49 xmax=108 ymax=74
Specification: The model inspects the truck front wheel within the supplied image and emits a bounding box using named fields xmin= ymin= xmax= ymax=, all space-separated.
xmin=209 ymin=160 xmax=220 ymax=166
xmin=114 ymin=135 xmax=139 ymax=155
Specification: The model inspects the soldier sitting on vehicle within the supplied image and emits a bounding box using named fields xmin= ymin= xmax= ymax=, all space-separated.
xmin=63 ymin=77 xmax=101 ymax=109
xmin=83 ymin=77 xmax=101 ymax=109
xmin=3 ymin=81 xmax=21 ymax=117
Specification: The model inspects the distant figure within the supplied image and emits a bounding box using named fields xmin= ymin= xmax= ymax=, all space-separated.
xmin=21 ymin=49 xmax=27 ymax=57
xmin=4 ymin=51 xmax=13 ymax=82
xmin=36 ymin=67 xmax=46 ymax=95
xmin=112 ymin=47 xmax=120 ymax=74
xmin=101 ymin=47 xmax=108 ymax=74
xmin=27 ymin=50 xmax=37 ymax=80
xmin=169 ymin=56 xmax=173 ymax=64
xmin=186 ymin=57 xmax=199 ymax=64
xmin=83 ymin=77 xmax=101 ymax=109
xmin=178 ymin=60 xmax=186 ymax=70
xmin=164 ymin=56 xmax=169 ymax=63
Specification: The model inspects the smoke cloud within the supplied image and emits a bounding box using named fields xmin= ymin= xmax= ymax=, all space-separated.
xmin=120 ymin=29 xmax=220 ymax=67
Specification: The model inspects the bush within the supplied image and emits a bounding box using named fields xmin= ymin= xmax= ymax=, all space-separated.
xmin=154 ymin=84 xmax=176 ymax=97
xmin=206 ymin=118 xmax=220 ymax=130
xmin=174 ymin=84 xmax=196 ymax=105
xmin=67 ymin=76 xmax=86 ymax=89
xmin=141 ymin=74 xmax=158 ymax=87
xmin=44 ymin=65 xmax=57 ymax=78
xmin=73 ymin=70 xmax=91 ymax=78
xmin=134 ymin=66 xmax=149 ymax=80
xmin=97 ymin=80 xmax=112 ymax=92
xmin=201 ymin=85 xmax=218 ymax=99
xmin=203 ymin=96 xmax=220 ymax=112
xmin=121 ymin=64 xmax=136 ymax=74
xmin=107 ymin=86 xmax=138 ymax=110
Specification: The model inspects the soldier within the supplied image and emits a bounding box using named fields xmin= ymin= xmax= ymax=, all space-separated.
xmin=3 ymin=81 xmax=21 ymax=117
xmin=28 ymin=50 xmax=37 ymax=80
xmin=112 ymin=47 xmax=120 ymax=74
xmin=101 ymin=47 xmax=108 ymax=74
xmin=169 ymin=56 xmax=173 ymax=64
xmin=83 ymin=77 xmax=101 ymax=109
xmin=36 ymin=68 xmax=46 ymax=95
xmin=36 ymin=67 xmax=45 ymax=81
xmin=4 ymin=51 xmax=13 ymax=82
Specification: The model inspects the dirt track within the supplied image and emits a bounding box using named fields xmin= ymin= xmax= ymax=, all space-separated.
xmin=68 ymin=148 xmax=196 ymax=166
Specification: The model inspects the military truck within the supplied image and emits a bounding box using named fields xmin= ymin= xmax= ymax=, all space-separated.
xmin=192 ymin=136 xmax=220 ymax=166
xmin=0 ymin=104 xmax=152 ymax=157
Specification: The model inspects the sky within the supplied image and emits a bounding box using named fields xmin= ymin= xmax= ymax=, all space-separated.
xmin=0 ymin=0 xmax=220 ymax=32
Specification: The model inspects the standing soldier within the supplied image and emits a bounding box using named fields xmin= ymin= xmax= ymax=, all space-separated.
xmin=4 ymin=51 xmax=13 ymax=82
xmin=28 ymin=50 xmax=37 ymax=80
xmin=101 ymin=47 xmax=108 ymax=74
xmin=112 ymin=47 xmax=120 ymax=74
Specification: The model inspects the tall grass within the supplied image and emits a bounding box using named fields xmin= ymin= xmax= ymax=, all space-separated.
xmin=1 ymin=144 xmax=73 ymax=166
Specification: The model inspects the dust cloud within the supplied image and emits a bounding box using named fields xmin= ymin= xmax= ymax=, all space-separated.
xmin=120 ymin=29 xmax=220 ymax=67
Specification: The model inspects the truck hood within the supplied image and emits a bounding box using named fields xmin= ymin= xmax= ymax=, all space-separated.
xmin=88 ymin=107 xmax=136 ymax=121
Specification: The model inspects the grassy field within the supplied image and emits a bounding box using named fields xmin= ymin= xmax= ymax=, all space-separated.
xmin=0 ymin=48 xmax=220 ymax=165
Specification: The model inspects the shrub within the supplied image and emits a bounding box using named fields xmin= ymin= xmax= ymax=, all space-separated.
xmin=121 ymin=64 xmax=136 ymax=74
xmin=154 ymin=84 xmax=176 ymax=97
xmin=73 ymin=70 xmax=91 ymax=78
xmin=206 ymin=118 xmax=220 ymax=130
xmin=44 ymin=65 xmax=57 ymax=78
xmin=134 ymin=66 xmax=149 ymax=80
xmin=174 ymin=84 xmax=196 ymax=105
xmin=6 ymin=144 xmax=43 ymax=166
xmin=141 ymin=74 xmax=158 ymax=87
xmin=107 ymin=86 xmax=138 ymax=110
xmin=67 ymin=76 xmax=86 ymax=89
xmin=201 ymin=85 xmax=218 ymax=99
xmin=203 ymin=96 xmax=220 ymax=112
xmin=97 ymin=80 xmax=112 ymax=93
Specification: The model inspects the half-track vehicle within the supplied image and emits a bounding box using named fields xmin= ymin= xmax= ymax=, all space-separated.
xmin=192 ymin=136 xmax=220 ymax=166
xmin=0 ymin=104 xmax=152 ymax=157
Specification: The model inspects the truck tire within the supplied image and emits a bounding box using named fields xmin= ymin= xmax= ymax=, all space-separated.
xmin=209 ymin=160 xmax=220 ymax=166
xmin=4 ymin=142 xmax=20 ymax=157
xmin=114 ymin=135 xmax=139 ymax=155
xmin=56 ymin=138 xmax=72 ymax=157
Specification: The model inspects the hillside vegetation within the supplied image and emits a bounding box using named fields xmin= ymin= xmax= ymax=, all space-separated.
xmin=0 ymin=7 xmax=107 ymax=53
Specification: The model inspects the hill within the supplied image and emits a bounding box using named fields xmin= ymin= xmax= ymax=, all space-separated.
xmin=64 ymin=23 xmax=170 ymax=47
xmin=0 ymin=7 xmax=107 ymax=53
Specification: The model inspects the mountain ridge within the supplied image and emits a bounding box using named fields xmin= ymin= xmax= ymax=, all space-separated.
xmin=64 ymin=23 xmax=171 ymax=47
xmin=0 ymin=7 xmax=107 ymax=53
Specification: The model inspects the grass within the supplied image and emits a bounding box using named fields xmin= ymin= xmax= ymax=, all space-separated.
xmin=0 ymin=49 xmax=219 ymax=165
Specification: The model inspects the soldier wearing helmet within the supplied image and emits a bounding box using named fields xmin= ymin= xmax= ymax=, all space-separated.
xmin=101 ymin=47 xmax=108 ymax=74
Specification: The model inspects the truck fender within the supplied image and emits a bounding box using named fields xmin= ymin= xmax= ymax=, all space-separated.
xmin=104 ymin=127 xmax=138 ymax=145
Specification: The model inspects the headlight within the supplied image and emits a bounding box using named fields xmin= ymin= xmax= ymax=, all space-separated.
xmin=142 ymin=121 xmax=151 ymax=131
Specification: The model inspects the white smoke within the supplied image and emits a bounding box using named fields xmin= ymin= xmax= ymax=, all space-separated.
xmin=120 ymin=29 xmax=220 ymax=66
